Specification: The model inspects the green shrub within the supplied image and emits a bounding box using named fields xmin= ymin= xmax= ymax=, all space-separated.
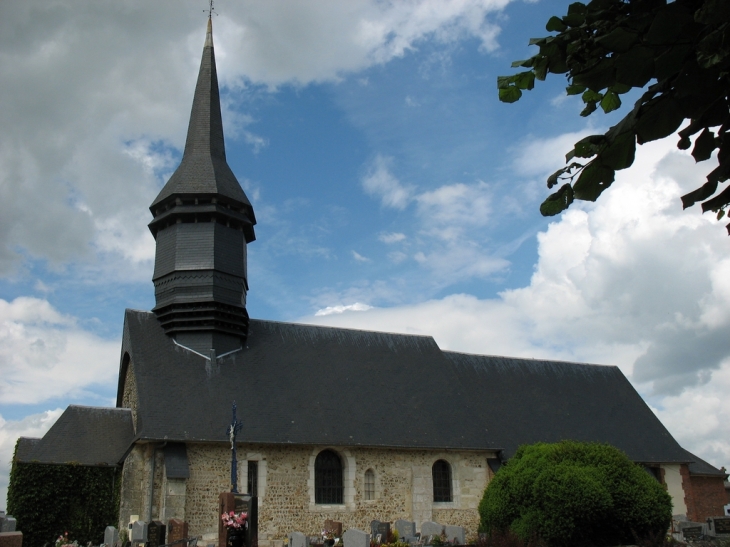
xmin=478 ymin=441 xmax=672 ymax=547
xmin=7 ymin=440 xmax=121 ymax=547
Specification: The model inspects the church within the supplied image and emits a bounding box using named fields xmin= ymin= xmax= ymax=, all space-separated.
xmin=14 ymin=18 xmax=728 ymax=545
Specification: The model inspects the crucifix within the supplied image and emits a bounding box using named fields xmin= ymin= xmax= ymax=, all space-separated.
xmin=226 ymin=401 xmax=243 ymax=493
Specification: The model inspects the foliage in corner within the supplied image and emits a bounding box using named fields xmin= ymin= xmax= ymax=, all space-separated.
xmin=478 ymin=441 xmax=672 ymax=547
xmin=498 ymin=0 xmax=730 ymax=230
xmin=7 ymin=439 xmax=121 ymax=547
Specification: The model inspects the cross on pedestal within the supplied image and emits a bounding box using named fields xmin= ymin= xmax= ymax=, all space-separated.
xmin=226 ymin=401 xmax=243 ymax=493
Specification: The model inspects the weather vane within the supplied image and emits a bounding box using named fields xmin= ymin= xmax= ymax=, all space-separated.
xmin=205 ymin=0 xmax=217 ymax=18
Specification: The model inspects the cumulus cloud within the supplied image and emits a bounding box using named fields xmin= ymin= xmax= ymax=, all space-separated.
xmin=0 ymin=409 xmax=63 ymax=510
xmin=304 ymin=136 xmax=730 ymax=467
xmin=0 ymin=297 xmax=119 ymax=405
xmin=379 ymin=232 xmax=407 ymax=244
xmin=314 ymin=302 xmax=373 ymax=316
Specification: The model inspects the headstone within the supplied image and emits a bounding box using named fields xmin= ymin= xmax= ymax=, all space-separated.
xmin=131 ymin=521 xmax=148 ymax=543
xmin=148 ymin=521 xmax=166 ymax=547
xmin=343 ymin=530 xmax=369 ymax=547
xmin=324 ymin=521 xmax=343 ymax=538
xmin=288 ymin=532 xmax=307 ymax=547
xmin=709 ymin=517 xmax=730 ymax=537
xmin=168 ymin=519 xmax=189 ymax=545
xmin=0 ymin=532 xmax=22 ymax=547
xmin=420 ymin=523 xmax=443 ymax=539
xmin=679 ymin=521 xmax=706 ymax=541
xmin=394 ymin=521 xmax=415 ymax=541
xmin=219 ymin=492 xmax=258 ymax=547
xmin=370 ymin=521 xmax=390 ymax=544
xmin=105 ymin=527 xmax=119 ymax=547
xmin=444 ymin=526 xmax=465 ymax=545
xmin=0 ymin=519 xmax=15 ymax=534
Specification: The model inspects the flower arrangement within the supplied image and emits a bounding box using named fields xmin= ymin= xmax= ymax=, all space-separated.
xmin=321 ymin=529 xmax=336 ymax=541
xmin=55 ymin=532 xmax=79 ymax=547
xmin=221 ymin=511 xmax=248 ymax=530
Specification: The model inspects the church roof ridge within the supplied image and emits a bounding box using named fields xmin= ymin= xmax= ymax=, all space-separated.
xmin=442 ymin=348 xmax=616 ymax=369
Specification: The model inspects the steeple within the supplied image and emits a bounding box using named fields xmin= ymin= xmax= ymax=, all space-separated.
xmin=149 ymin=18 xmax=256 ymax=354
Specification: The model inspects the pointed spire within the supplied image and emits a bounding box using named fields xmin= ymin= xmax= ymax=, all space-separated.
xmin=205 ymin=16 xmax=213 ymax=48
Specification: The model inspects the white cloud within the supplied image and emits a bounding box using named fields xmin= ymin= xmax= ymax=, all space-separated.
xmin=303 ymin=135 xmax=730 ymax=469
xmin=314 ymin=302 xmax=373 ymax=316
xmin=352 ymin=250 xmax=370 ymax=262
xmin=0 ymin=409 xmax=63 ymax=511
xmin=361 ymin=155 xmax=414 ymax=209
xmin=379 ymin=232 xmax=407 ymax=244
xmin=416 ymin=181 xmax=492 ymax=239
xmin=0 ymin=297 xmax=119 ymax=405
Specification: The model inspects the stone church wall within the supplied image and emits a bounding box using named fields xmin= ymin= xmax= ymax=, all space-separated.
xmin=118 ymin=442 xmax=494 ymax=542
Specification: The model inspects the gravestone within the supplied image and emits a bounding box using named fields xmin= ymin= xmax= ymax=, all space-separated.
xmin=394 ymin=521 xmax=415 ymax=540
xmin=679 ymin=521 xmax=706 ymax=541
xmin=370 ymin=521 xmax=390 ymax=544
xmin=288 ymin=532 xmax=307 ymax=547
xmin=709 ymin=517 xmax=730 ymax=537
xmin=444 ymin=526 xmax=465 ymax=545
xmin=343 ymin=529 xmax=369 ymax=547
xmin=105 ymin=526 xmax=119 ymax=547
xmin=0 ymin=532 xmax=22 ymax=547
xmin=148 ymin=521 xmax=166 ymax=547
xmin=0 ymin=519 xmax=15 ymax=534
xmin=420 ymin=523 xmax=443 ymax=538
xmin=325 ymin=521 xmax=343 ymax=537
xmin=219 ymin=492 xmax=258 ymax=547
xmin=168 ymin=519 xmax=189 ymax=545
xmin=131 ymin=521 xmax=148 ymax=543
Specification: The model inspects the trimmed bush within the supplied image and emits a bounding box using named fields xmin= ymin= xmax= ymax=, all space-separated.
xmin=478 ymin=441 xmax=672 ymax=547
xmin=7 ymin=440 xmax=121 ymax=547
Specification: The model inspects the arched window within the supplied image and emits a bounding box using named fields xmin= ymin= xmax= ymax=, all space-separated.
xmin=315 ymin=449 xmax=343 ymax=504
xmin=432 ymin=459 xmax=452 ymax=502
xmin=364 ymin=468 xmax=375 ymax=500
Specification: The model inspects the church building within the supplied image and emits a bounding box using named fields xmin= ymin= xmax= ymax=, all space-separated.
xmin=15 ymin=18 xmax=728 ymax=545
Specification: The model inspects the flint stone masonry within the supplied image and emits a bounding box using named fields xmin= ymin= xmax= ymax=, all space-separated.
xmin=343 ymin=529 xmax=369 ymax=547
xmin=444 ymin=526 xmax=465 ymax=544
xmin=105 ymin=527 xmax=119 ymax=547
xmin=288 ymin=532 xmax=307 ymax=547
xmin=0 ymin=532 xmax=22 ymax=547
xmin=0 ymin=519 xmax=15 ymax=533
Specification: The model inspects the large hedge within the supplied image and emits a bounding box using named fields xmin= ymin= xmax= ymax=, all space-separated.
xmin=7 ymin=440 xmax=121 ymax=547
xmin=479 ymin=441 xmax=672 ymax=547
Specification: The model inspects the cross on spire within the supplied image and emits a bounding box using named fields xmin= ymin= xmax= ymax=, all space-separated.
xmin=205 ymin=0 xmax=217 ymax=19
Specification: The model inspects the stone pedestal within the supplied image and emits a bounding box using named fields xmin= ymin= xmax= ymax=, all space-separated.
xmin=0 ymin=532 xmax=22 ymax=547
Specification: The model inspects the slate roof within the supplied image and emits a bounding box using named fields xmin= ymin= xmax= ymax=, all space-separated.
xmin=14 ymin=437 xmax=40 ymax=461
xmin=150 ymin=18 xmax=254 ymax=216
xmin=117 ymin=309 xmax=691 ymax=463
xmin=684 ymin=450 xmax=727 ymax=477
xmin=16 ymin=406 xmax=135 ymax=466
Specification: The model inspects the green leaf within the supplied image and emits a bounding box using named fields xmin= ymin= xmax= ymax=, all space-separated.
xmin=534 ymin=56 xmax=549 ymax=81
xmin=582 ymin=89 xmax=603 ymax=103
xmin=514 ymin=71 xmax=536 ymax=90
xmin=546 ymin=16 xmax=567 ymax=32
xmin=717 ymin=209 xmax=725 ymax=221
xmin=511 ymin=58 xmax=535 ymax=68
xmin=573 ymin=161 xmax=615 ymax=201
xmin=615 ymin=46 xmax=655 ymax=88
xmin=595 ymin=27 xmax=639 ymax=53
xmin=529 ymin=37 xmax=547 ymax=46
xmin=497 ymin=75 xmax=514 ymax=89
xmin=563 ymin=13 xmax=585 ymax=26
xmin=567 ymin=2 xmax=587 ymax=15
xmin=600 ymin=91 xmax=621 ymax=113
xmin=573 ymin=58 xmax=616 ymax=92
xmin=608 ymin=83 xmax=631 ymax=95
xmin=540 ymin=183 xmax=574 ymax=216
xmin=692 ymin=129 xmax=717 ymax=162
xmin=573 ymin=135 xmax=606 ymax=158
xmin=655 ymin=44 xmax=693 ymax=81
xmin=566 ymin=84 xmax=586 ymax=95
xmin=499 ymin=87 xmax=523 ymax=103
xmin=635 ymin=96 xmax=684 ymax=144
xmin=600 ymin=132 xmax=635 ymax=170
xmin=581 ymin=102 xmax=598 ymax=117
xmin=677 ymin=136 xmax=691 ymax=150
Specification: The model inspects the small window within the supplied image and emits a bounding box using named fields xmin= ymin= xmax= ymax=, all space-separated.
xmin=432 ymin=459 xmax=452 ymax=502
xmin=364 ymin=469 xmax=375 ymax=500
xmin=315 ymin=450 xmax=343 ymax=504
xmin=247 ymin=461 xmax=258 ymax=496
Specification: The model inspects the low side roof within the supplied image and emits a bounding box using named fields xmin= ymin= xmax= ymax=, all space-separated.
xmin=14 ymin=437 xmax=41 ymax=462
xmin=23 ymin=406 xmax=134 ymax=466
xmin=120 ymin=310 xmax=498 ymax=450
xmin=441 ymin=351 xmax=689 ymax=462
xmin=684 ymin=450 xmax=728 ymax=477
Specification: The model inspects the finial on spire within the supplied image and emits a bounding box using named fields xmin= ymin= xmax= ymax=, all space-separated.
xmin=205 ymin=0 xmax=217 ymax=19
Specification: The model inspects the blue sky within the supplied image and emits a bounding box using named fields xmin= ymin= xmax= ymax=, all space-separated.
xmin=1 ymin=0 xmax=729 ymax=510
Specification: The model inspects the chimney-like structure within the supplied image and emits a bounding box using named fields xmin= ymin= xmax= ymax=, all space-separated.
xmin=149 ymin=18 xmax=256 ymax=354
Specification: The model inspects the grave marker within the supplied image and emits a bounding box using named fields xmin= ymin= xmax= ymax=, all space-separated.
xmin=343 ymin=529 xmax=369 ymax=547
xmin=148 ymin=521 xmax=166 ymax=547
xmin=105 ymin=526 xmax=119 ymax=547
xmin=420 ymin=523 xmax=443 ymax=538
xmin=288 ymin=532 xmax=307 ymax=547
xmin=370 ymin=521 xmax=390 ymax=544
xmin=131 ymin=521 xmax=148 ymax=543
xmin=168 ymin=519 xmax=189 ymax=546
xmin=444 ymin=526 xmax=465 ymax=545
xmin=0 ymin=519 xmax=15 ymax=534
xmin=709 ymin=517 xmax=730 ymax=537
xmin=394 ymin=521 xmax=415 ymax=540
xmin=0 ymin=532 xmax=22 ymax=547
